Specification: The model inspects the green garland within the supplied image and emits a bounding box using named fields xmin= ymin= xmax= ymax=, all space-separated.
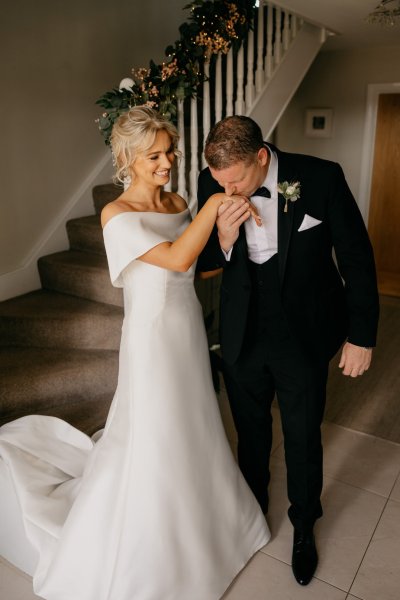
xmin=96 ymin=0 xmax=256 ymax=145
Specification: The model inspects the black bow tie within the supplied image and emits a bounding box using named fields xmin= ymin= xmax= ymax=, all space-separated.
xmin=252 ymin=186 xmax=271 ymax=198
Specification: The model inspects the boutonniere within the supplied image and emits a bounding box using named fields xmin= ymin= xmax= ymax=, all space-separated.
xmin=277 ymin=181 xmax=301 ymax=213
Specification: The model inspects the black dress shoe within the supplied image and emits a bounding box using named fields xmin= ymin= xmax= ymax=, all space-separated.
xmin=291 ymin=529 xmax=318 ymax=585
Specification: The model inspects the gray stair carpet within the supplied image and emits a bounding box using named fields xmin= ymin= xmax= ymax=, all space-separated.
xmin=0 ymin=183 xmax=122 ymax=435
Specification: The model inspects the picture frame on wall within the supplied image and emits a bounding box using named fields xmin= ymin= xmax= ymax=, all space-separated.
xmin=305 ymin=108 xmax=333 ymax=138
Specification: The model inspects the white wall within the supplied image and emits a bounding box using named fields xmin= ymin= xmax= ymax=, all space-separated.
xmin=275 ymin=44 xmax=400 ymax=205
xmin=0 ymin=0 xmax=187 ymax=294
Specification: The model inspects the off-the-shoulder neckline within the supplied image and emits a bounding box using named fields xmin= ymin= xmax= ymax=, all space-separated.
xmin=103 ymin=207 xmax=189 ymax=231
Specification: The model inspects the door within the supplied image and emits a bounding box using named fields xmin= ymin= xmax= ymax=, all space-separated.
xmin=368 ymin=93 xmax=400 ymax=297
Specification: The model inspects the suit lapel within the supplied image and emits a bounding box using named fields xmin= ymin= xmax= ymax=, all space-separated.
xmin=276 ymin=152 xmax=296 ymax=285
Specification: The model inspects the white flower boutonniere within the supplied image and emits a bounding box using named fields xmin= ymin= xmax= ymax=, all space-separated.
xmin=277 ymin=181 xmax=301 ymax=213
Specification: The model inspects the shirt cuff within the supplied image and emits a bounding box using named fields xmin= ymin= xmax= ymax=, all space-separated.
xmin=221 ymin=247 xmax=233 ymax=261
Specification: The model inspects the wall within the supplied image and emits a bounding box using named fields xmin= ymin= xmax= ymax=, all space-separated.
xmin=0 ymin=0 xmax=188 ymax=296
xmin=275 ymin=44 xmax=400 ymax=206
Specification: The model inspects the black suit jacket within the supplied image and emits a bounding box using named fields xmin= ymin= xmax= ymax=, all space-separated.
xmin=197 ymin=145 xmax=379 ymax=365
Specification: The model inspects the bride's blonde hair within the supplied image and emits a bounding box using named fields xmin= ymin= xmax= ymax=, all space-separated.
xmin=111 ymin=106 xmax=180 ymax=184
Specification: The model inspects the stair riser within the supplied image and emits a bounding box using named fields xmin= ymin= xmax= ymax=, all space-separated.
xmin=38 ymin=259 xmax=123 ymax=307
xmin=0 ymin=314 xmax=122 ymax=350
xmin=92 ymin=184 xmax=122 ymax=215
xmin=0 ymin=356 xmax=118 ymax=417
xmin=67 ymin=221 xmax=105 ymax=256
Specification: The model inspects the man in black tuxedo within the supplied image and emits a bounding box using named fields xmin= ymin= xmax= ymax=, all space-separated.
xmin=197 ymin=116 xmax=379 ymax=586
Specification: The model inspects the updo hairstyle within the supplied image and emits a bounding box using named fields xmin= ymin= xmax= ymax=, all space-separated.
xmin=110 ymin=105 xmax=180 ymax=184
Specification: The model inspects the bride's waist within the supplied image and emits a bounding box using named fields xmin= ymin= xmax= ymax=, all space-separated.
xmin=124 ymin=285 xmax=197 ymax=304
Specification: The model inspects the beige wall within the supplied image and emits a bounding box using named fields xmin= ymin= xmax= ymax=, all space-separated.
xmin=275 ymin=44 xmax=400 ymax=204
xmin=3 ymin=4 xmax=400 ymax=293
xmin=0 ymin=0 xmax=187 ymax=277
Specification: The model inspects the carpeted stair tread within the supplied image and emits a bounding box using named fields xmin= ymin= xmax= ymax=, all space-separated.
xmin=92 ymin=183 xmax=122 ymax=215
xmin=0 ymin=183 xmax=132 ymax=435
xmin=66 ymin=215 xmax=105 ymax=255
xmin=0 ymin=347 xmax=118 ymax=432
xmin=38 ymin=250 xmax=123 ymax=307
xmin=0 ymin=290 xmax=122 ymax=350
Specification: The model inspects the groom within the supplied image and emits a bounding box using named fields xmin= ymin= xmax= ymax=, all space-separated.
xmin=197 ymin=116 xmax=379 ymax=586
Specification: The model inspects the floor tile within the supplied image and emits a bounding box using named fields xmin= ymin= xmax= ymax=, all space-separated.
xmin=0 ymin=556 xmax=32 ymax=582
xmin=0 ymin=559 xmax=38 ymax=600
xmin=223 ymin=551 xmax=347 ymax=599
xmin=272 ymin=421 xmax=400 ymax=498
xmin=350 ymin=499 xmax=400 ymax=600
xmin=262 ymin=457 xmax=386 ymax=592
xmin=389 ymin=472 xmax=400 ymax=502
xmin=321 ymin=422 xmax=400 ymax=497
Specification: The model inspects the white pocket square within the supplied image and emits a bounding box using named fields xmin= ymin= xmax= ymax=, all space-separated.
xmin=298 ymin=214 xmax=322 ymax=232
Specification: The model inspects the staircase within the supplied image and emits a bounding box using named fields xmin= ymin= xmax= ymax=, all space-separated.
xmin=0 ymin=185 xmax=122 ymax=435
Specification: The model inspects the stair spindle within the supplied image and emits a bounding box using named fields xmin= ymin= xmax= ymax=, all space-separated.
xmin=226 ymin=50 xmax=234 ymax=117
xmin=283 ymin=11 xmax=290 ymax=51
xmin=235 ymin=45 xmax=245 ymax=115
xmin=215 ymin=54 xmax=223 ymax=123
xmin=189 ymin=97 xmax=199 ymax=211
xmin=274 ymin=7 xmax=282 ymax=66
xmin=177 ymin=99 xmax=187 ymax=198
xmin=266 ymin=3 xmax=273 ymax=79
xmin=256 ymin=0 xmax=264 ymax=93
xmin=202 ymin=60 xmax=211 ymax=168
xmin=245 ymin=29 xmax=255 ymax=109
xmin=292 ymin=14 xmax=297 ymax=39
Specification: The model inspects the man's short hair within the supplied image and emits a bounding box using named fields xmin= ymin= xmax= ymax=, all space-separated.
xmin=204 ymin=116 xmax=264 ymax=170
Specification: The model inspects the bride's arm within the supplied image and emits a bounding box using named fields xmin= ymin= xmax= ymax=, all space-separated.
xmin=139 ymin=194 xmax=253 ymax=272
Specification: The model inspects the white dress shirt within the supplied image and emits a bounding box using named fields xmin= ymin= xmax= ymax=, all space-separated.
xmin=223 ymin=146 xmax=278 ymax=264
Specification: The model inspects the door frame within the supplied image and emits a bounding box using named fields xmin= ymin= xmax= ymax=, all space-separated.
xmin=358 ymin=82 xmax=400 ymax=223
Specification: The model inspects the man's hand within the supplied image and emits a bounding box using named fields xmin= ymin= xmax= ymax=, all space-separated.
xmin=216 ymin=198 xmax=259 ymax=252
xmin=338 ymin=342 xmax=372 ymax=377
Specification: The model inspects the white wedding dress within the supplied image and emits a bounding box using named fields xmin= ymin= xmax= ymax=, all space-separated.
xmin=0 ymin=208 xmax=270 ymax=600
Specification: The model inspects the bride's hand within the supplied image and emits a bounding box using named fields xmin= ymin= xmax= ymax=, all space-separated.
xmin=217 ymin=194 xmax=262 ymax=227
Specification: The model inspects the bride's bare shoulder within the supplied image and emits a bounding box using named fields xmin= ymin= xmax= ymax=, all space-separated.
xmin=168 ymin=193 xmax=188 ymax=213
xmin=101 ymin=198 xmax=134 ymax=228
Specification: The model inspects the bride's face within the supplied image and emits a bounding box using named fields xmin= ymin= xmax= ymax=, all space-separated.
xmin=132 ymin=129 xmax=175 ymax=186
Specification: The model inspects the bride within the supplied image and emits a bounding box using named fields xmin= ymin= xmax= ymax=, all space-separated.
xmin=0 ymin=106 xmax=270 ymax=599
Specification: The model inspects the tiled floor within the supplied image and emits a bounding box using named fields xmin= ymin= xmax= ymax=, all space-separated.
xmin=1 ymin=404 xmax=400 ymax=600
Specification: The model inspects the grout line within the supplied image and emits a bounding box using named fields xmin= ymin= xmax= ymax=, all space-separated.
xmin=322 ymin=419 xmax=400 ymax=448
xmin=321 ymin=472 xmax=398 ymax=500
xmin=344 ymin=492 xmax=391 ymax=596
xmin=257 ymin=547 xmax=355 ymax=595
xmin=389 ymin=469 xmax=400 ymax=499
